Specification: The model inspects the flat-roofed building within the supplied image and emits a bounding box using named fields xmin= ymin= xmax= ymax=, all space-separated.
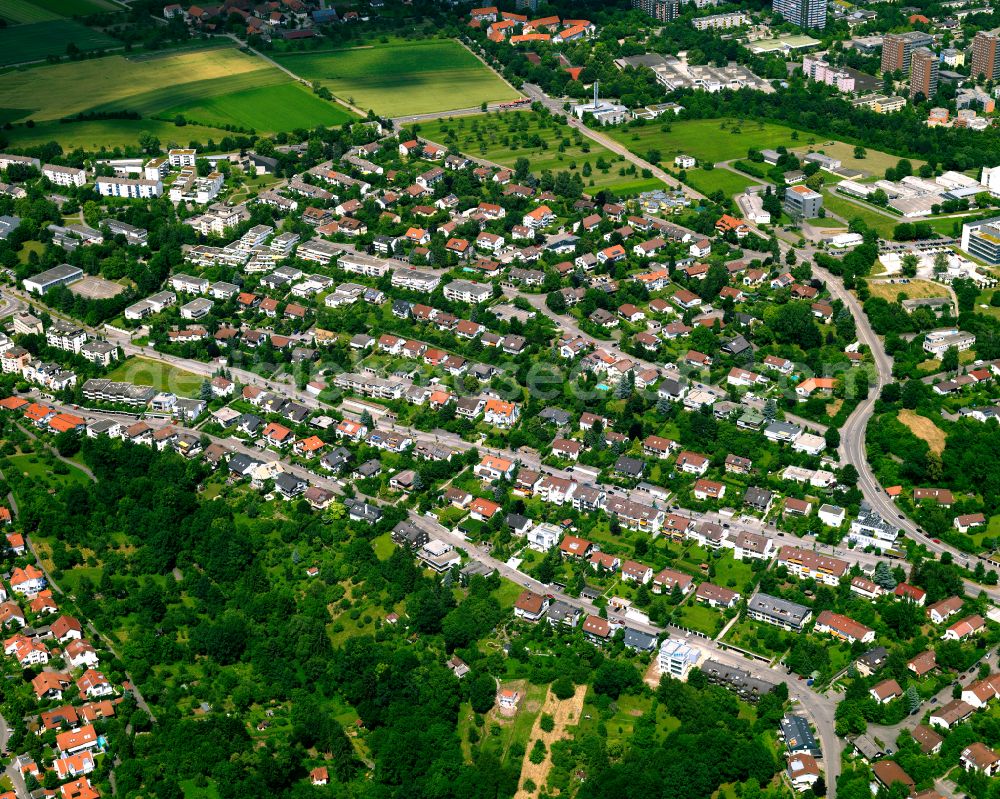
xmin=23 ymin=264 xmax=83 ymax=295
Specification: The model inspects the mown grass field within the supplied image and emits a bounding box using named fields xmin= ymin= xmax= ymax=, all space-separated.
xmin=683 ymin=167 xmax=756 ymax=197
xmin=418 ymin=111 xmax=663 ymax=195
xmin=105 ymin=356 xmax=203 ymax=398
xmin=608 ymin=118 xmax=808 ymax=165
xmin=0 ymin=45 xmax=353 ymax=138
xmin=0 ymin=19 xmax=118 ymax=65
xmin=273 ymin=38 xmax=519 ymax=116
xmin=820 ymin=189 xmax=898 ymax=237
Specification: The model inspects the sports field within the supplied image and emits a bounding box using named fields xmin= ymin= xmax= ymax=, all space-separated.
xmin=0 ymin=19 xmax=118 ymax=66
xmin=418 ymin=111 xmax=663 ymax=195
xmin=0 ymin=45 xmax=354 ymax=140
xmin=273 ymin=38 xmax=520 ymax=116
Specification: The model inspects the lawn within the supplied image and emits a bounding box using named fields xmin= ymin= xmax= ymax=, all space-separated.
xmin=372 ymin=532 xmax=395 ymax=561
xmin=711 ymin=552 xmax=760 ymax=594
xmin=7 ymin=453 xmax=91 ymax=488
xmin=17 ymin=241 xmax=44 ymax=264
xmin=608 ymin=118 xmax=807 ymax=166
xmin=683 ymin=167 xmax=757 ymax=197
xmin=724 ymin=618 xmax=792 ymax=658
xmin=272 ymin=38 xmax=520 ymax=117
xmin=417 ymin=111 xmax=663 ymax=194
xmin=179 ymin=778 xmax=221 ymax=799
xmin=675 ymin=600 xmax=724 ymax=636
xmin=105 ymin=356 xmax=204 ymax=398
xmin=0 ymin=45 xmax=352 ymax=136
xmin=0 ymin=19 xmax=118 ymax=66
xmin=820 ymin=189 xmax=898 ymax=237
xmin=573 ymin=693 xmax=680 ymax=752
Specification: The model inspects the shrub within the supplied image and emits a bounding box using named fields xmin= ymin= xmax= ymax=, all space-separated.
xmin=552 ymin=676 xmax=575 ymax=700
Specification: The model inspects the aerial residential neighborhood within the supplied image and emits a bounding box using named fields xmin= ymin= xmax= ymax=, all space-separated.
xmin=5 ymin=0 xmax=1000 ymax=798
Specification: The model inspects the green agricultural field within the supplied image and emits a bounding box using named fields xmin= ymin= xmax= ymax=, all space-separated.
xmin=105 ymin=356 xmax=204 ymax=398
xmin=2 ymin=0 xmax=118 ymax=23
xmin=418 ymin=111 xmax=663 ymax=195
xmin=272 ymin=38 xmax=520 ymax=117
xmin=609 ymin=118 xmax=807 ymax=166
xmin=1 ymin=118 xmax=233 ymax=152
xmin=0 ymin=19 xmax=118 ymax=66
xmin=161 ymin=81 xmax=354 ymax=131
xmin=0 ymin=45 xmax=353 ymax=141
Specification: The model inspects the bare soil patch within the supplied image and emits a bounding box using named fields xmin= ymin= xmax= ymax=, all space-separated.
xmin=898 ymin=409 xmax=946 ymax=456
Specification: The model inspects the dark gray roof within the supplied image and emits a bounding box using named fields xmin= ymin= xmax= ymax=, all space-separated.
xmin=615 ymin=456 xmax=645 ymax=477
xmin=539 ymin=407 xmax=572 ymax=425
xmin=623 ymin=628 xmax=657 ymax=651
xmin=780 ymin=715 xmax=820 ymax=756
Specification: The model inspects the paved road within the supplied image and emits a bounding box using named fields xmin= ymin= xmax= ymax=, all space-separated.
xmin=519 ymin=83 xmax=703 ymax=200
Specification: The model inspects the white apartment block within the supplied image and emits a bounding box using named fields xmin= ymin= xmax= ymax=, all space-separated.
xmin=42 ymin=164 xmax=86 ymax=188
xmin=96 ymin=177 xmax=163 ymax=199
xmin=168 ymin=148 xmax=197 ymax=167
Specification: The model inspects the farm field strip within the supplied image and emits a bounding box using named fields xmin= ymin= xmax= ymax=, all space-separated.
xmin=0 ymin=19 xmax=118 ymax=66
xmin=0 ymin=44 xmax=355 ymax=136
xmin=273 ymin=39 xmax=519 ymax=116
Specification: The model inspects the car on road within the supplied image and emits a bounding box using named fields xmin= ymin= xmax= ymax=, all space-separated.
xmin=930 ymin=697 xmax=938 ymax=703
xmin=933 ymin=538 xmax=941 ymax=543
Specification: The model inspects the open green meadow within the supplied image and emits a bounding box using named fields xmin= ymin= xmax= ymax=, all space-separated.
xmin=683 ymin=167 xmax=757 ymax=197
xmin=105 ymin=356 xmax=204 ymax=398
xmin=417 ymin=111 xmax=664 ymax=195
xmin=0 ymin=45 xmax=353 ymax=143
xmin=7 ymin=453 xmax=91 ymax=487
xmin=609 ymin=118 xmax=807 ymax=165
xmin=272 ymin=38 xmax=520 ymax=116
xmin=0 ymin=19 xmax=118 ymax=65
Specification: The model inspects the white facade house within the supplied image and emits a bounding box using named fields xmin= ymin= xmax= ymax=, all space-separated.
xmin=658 ymin=638 xmax=701 ymax=679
